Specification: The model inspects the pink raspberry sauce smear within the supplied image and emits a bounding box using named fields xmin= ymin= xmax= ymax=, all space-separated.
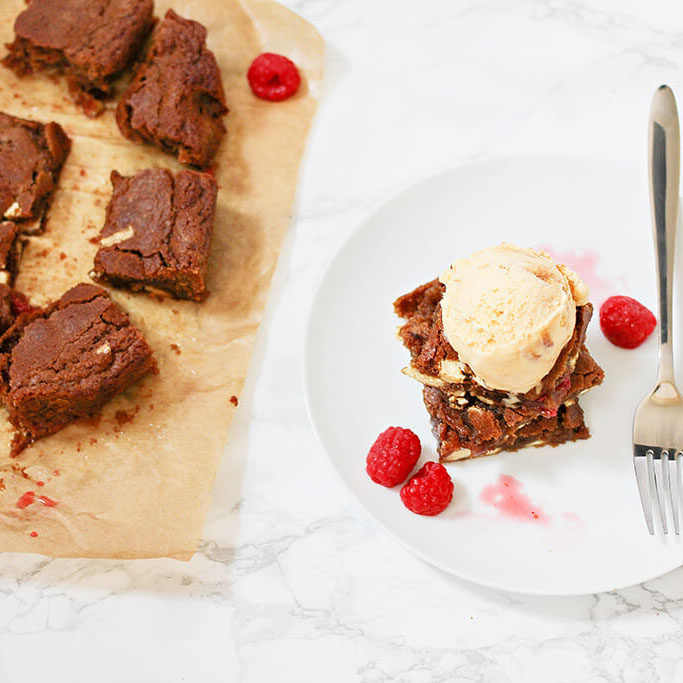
xmin=480 ymin=474 xmax=548 ymax=523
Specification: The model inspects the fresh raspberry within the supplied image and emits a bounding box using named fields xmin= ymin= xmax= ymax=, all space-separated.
xmin=400 ymin=462 xmax=454 ymax=516
xmin=599 ymin=295 xmax=656 ymax=349
xmin=366 ymin=427 xmax=421 ymax=487
xmin=247 ymin=53 xmax=301 ymax=102
xmin=9 ymin=290 xmax=37 ymax=317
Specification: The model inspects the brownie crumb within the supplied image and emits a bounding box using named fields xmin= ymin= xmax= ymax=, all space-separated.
xmin=170 ymin=343 xmax=181 ymax=355
xmin=114 ymin=409 xmax=135 ymax=425
xmin=11 ymin=463 xmax=30 ymax=479
xmin=230 ymin=395 xmax=239 ymax=407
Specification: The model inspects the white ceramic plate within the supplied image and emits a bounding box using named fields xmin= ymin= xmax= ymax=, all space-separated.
xmin=304 ymin=158 xmax=683 ymax=595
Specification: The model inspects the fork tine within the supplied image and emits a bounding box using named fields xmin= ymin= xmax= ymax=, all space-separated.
xmin=653 ymin=449 xmax=669 ymax=534
xmin=635 ymin=450 xmax=655 ymax=535
xmin=661 ymin=450 xmax=674 ymax=534
xmin=671 ymin=450 xmax=683 ymax=536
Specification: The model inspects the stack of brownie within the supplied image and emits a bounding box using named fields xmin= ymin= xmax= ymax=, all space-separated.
xmin=394 ymin=280 xmax=605 ymax=462
xmin=0 ymin=0 xmax=230 ymax=454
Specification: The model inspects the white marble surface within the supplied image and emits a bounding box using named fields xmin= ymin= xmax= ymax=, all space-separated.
xmin=2 ymin=1 xmax=683 ymax=681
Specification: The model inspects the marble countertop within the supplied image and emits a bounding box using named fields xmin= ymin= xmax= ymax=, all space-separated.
xmin=3 ymin=1 xmax=683 ymax=681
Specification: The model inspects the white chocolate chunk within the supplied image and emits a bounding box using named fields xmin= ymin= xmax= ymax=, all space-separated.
xmin=402 ymin=366 xmax=444 ymax=388
xmin=100 ymin=225 xmax=135 ymax=247
xmin=4 ymin=201 xmax=21 ymax=218
xmin=443 ymin=448 xmax=471 ymax=462
xmin=439 ymin=359 xmax=467 ymax=383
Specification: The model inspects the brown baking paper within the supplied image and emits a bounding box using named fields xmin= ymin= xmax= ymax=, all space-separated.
xmin=0 ymin=0 xmax=324 ymax=558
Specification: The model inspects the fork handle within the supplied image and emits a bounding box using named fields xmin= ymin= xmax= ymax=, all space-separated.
xmin=649 ymin=85 xmax=680 ymax=386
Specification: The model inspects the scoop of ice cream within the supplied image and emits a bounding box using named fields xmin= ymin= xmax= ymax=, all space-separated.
xmin=439 ymin=243 xmax=588 ymax=394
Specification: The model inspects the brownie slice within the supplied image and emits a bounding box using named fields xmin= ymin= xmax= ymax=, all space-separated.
xmin=91 ymin=168 xmax=217 ymax=301
xmin=0 ymin=283 xmax=157 ymax=454
xmin=394 ymin=279 xmax=599 ymax=416
xmin=395 ymin=277 xmax=605 ymax=462
xmin=425 ymin=388 xmax=591 ymax=462
xmin=0 ymin=220 xmax=23 ymax=334
xmin=0 ymin=221 xmax=21 ymax=286
xmin=3 ymin=0 xmax=154 ymax=117
xmin=422 ymin=345 xmax=604 ymax=462
xmin=0 ymin=112 xmax=71 ymax=233
xmin=116 ymin=9 xmax=228 ymax=168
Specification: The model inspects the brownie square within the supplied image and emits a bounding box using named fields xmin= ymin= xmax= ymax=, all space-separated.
xmin=0 ymin=283 xmax=157 ymax=454
xmin=0 ymin=112 xmax=71 ymax=233
xmin=91 ymin=168 xmax=217 ymax=302
xmin=3 ymin=0 xmax=154 ymax=117
xmin=116 ymin=9 xmax=228 ymax=168
xmin=394 ymin=279 xmax=601 ymax=417
xmin=424 ymin=388 xmax=591 ymax=462
xmin=0 ymin=220 xmax=26 ymax=336
xmin=0 ymin=221 xmax=21 ymax=287
xmin=394 ymin=278 xmax=605 ymax=462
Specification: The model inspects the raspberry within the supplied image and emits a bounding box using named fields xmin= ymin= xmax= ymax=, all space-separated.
xmin=247 ymin=53 xmax=301 ymax=102
xmin=9 ymin=290 xmax=37 ymax=317
xmin=400 ymin=462 xmax=454 ymax=516
xmin=366 ymin=427 xmax=421 ymax=487
xmin=599 ymin=295 xmax=656 ymax=349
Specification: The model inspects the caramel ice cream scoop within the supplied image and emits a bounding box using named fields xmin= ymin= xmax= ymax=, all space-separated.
xmin=439 ymin=243 xmax=588 ymax=393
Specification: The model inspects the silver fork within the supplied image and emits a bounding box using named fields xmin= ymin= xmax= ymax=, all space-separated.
xmin=633 ymin=85 xmax=683 ymax=535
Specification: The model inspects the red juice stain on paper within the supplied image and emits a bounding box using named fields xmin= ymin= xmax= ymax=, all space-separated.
xmin=480 ymin=475 xmax=548 ymax=523
xmin=537 ymin=245 xmax=612 ymax=297
xmin=37 ymin=496 xmax=58 ymax=507
xmin=16 ymin=491 xmax=35 ymax=509
xmin=29 ymin=531 xmax=38 ymax=538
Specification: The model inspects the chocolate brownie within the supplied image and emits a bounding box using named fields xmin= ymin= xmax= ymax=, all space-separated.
xmin=0 ymin=112 xmax=71 ymax=233
xmin=395 ymin=277 xmax=605 ymax=461
xmin=422 ymin=345 xmax=604 ymax=462
xmin=0 ymin=283 xmax=157 ymax=454
xmin=0 ymin=221 xmax=21 ymax=286
xmin=116 ymin=9 xmax=228 ymax=168
xmin=425 ymin=387 xmax=591 ymax=462
xmin=0 ymin=286 xmax=14 ymax=337
xmin=0 ymin=219 xmax=29 ymax=335
xmin=91 ymin=168 xmax=217 ymax=301
xmin=3 ymin=0 xmax=154 ymax=117
xmin=394 ymin=279 xmax=599 ymax=415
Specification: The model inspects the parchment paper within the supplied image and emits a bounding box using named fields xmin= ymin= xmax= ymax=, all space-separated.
xmin=0 ymin=0 xmax=324 ymax=559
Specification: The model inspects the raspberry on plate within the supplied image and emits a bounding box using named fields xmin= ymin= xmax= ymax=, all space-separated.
xmin=247 ymin=53 xmax=301 ymax=101
xmin=400 ymin=462 xmax=454 ymax=516
xmin=599 ymin=295 xmax=656 ymax=349
xmin=366 ymin=426 xmax=421 ymax=488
